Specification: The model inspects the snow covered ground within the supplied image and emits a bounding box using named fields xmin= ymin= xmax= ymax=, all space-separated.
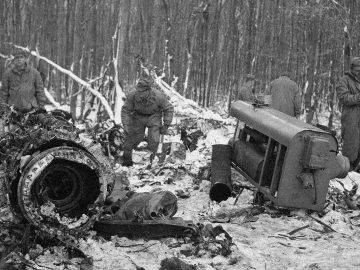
xmin=2 ymin=105 xmax=360 ymax=269
xmin=26 ymin=122 xmax=360 ymax=270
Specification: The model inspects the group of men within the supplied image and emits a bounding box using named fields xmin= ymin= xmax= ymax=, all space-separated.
xmin=236 ymin=57 xmax=360 ymax=170
xmin=1 ymin=49 xmax=360 ymax=170
xmin=238 ymin=73 xmax=301 ymax=118
xmin=0 ymin=49 xmax=174 ymax=167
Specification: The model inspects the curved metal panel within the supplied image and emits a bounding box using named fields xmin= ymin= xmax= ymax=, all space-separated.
xmin=230 ymin=101 xmax=328 ymax=146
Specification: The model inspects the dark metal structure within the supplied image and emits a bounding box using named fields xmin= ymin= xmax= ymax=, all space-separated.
xmin=229 ymin=101 xmax=349 ymax=211
xmin=0 ymin=110 xmax=115 ymax=236
xmin=209 ymin=144 xmax=232 ymax=202
xmin=0 ymin=109 xmax=198 ymax=241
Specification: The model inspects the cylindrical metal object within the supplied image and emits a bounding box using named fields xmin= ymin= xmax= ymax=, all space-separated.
xmin=209 ymin=144 xmax=232 ymax=203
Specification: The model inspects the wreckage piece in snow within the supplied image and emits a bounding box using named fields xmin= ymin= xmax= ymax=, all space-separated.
xmin=180 ymin=128 xmax=204 ymax=152
xmin=95 ymin=190 xmax=199 ymax=239
xmin=0 ymin=109 xmax=115 ymax=236
xmin=93 ymin=218 xmax=199 ymax=239
xmin=223 ymin=101 xmax=350 ymax=211
xmin=209 ymin=144 xmax=233 ymax=203
xmin=113 ymin=190 xmax=178 ymax=220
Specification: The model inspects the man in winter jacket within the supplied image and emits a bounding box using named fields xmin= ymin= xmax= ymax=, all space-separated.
xmin=337 ymin=57 xmax=360 ymax=170
xmin=121 ymin=77 xmax=174 ymax=166
xmin=0 ymin=50 xmax=46 ymax=133
xmin=237 ymin=74 xmax=255 ymax=102
xmin=268 ymin=75 xmax=301 ymax=118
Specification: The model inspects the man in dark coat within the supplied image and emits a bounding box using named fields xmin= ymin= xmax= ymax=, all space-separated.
xmin=121 ymin=78 xmax=174 ymax=166
xmin=268 ymin=75 xmax=301 ymax=118
xmin=237 ymin=74 xmax=255 ymax=102
xmin=0 ymin=50 xmax=46 ymax=111
xmin=0 ymin=50 xmax=46 ymax=133
xmin=337 ymin=57 xmax=360 ymax=170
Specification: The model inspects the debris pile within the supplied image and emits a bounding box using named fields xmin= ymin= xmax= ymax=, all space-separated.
xmin=0 ymin=108 xmax=115 ymax=244
xmin=2 ymin=107 xmax=360 ymax=269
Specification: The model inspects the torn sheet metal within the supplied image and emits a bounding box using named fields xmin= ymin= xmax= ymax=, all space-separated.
xmin=0 ymin=109 xmax=115 ymax=237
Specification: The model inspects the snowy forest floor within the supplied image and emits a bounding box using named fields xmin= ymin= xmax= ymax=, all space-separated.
xmin=2 ymin=110 xmax=360 ymax=270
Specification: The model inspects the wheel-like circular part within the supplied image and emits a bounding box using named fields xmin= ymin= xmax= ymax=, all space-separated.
xmin=17 ymin=146 xmax=102 ymax=228
xmin=31 ymin=163 xmax=84 ymax=215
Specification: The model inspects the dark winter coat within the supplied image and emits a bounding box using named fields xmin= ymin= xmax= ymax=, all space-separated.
xmin=337 ymin=71 xmax=360 ymax=163
xmin=121 ymin=86 xmax=174 ymax=129
xmin=237 ymin=81 xmax=254 ymax=102
xmin=121 ymin=86 xmax=174 ymax=153
xmin=0 ymin=64 xmax=46 ymax=111
xmin=269 ymin=76 xmax=301 ymax=117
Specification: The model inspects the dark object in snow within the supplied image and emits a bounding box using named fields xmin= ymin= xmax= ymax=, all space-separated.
xmin=79 ymin=256 xmax=94 ymax=270
xmin=95 ymin=189 xmax=200 ymax=239
xmin=94 ymin=218 xmax=199 ymax=240
xmin=209 ymin=144 xmax=232 ymax=203
xmin=229 ymin=100 xmax=350 ymax=211
xmin=196 ymin=223 xmax=234 ymax=257
xmin=51 ymin=109 xmax=74 ymax=123
xmin=0 ymin=109 xmax=115 ymax=237
xmin=175 ymin=189 xmax=191 ymax=199
xmin=91 ymin=121 xmax=125 ymax=158
xmin=180 ymin=128 xmax=204 ymax=152
xmin=160 ymin=257 xmax=196 ymax=270
xmin=114 ymin=190 xmax=178 ymax=220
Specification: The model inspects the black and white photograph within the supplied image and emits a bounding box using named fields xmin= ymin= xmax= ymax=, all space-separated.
xmin=1 ymin=0 xmax=360 ymax=269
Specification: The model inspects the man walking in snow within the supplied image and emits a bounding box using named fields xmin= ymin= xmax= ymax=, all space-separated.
xmin=268 ymin=73 xmax=301 ymax=118
xmin=121 ymin=77 xmax=174 ymax=166
xmin=337 ymin=57 xmax=360 ymax=170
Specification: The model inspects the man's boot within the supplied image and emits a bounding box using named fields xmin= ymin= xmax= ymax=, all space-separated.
xmin=122 ymin=150 xmax=133 ymax=167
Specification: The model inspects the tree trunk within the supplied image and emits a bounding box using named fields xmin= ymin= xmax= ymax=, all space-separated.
xmin=70 ymin=0 xmax=83 ymax=120
xmin=114 ymin=0 xmax=131 ymax=124
xmin=56 ymin=0 xmax=66 ymax=103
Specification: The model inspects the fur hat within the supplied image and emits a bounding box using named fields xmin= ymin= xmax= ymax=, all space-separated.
xmin=11 ymin=49 xmax=27 ymax=59
xmin=136 ymin=77 xmax=152 ymax=90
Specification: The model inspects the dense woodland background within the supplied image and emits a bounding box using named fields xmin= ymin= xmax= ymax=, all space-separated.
xmin=1 ymin=0 xmax=360 ymax=126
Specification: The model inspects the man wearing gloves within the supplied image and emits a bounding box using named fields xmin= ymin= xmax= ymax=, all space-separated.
xmin=337 ymin=57 xmax=360 ymax=170
xmin=121 ymin=77 xmax=174 ymax=166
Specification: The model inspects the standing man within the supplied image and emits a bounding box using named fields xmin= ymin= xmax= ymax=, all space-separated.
xmin=237 ymin=74 xmax=255 ymax=102
xmin=268 ymin=74 xmax=301 ymax=118
xmin=0 ymin=49 xmax=46 ymax=133
xmin=121 ymin=77 xmax=174 ymax=166
xmin=337 ymin=57 xmax=360 ymax=170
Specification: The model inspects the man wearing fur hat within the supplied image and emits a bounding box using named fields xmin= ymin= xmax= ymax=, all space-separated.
xmin=337 ymin=57 xmax=360 ymax=170
xmin=121 ymin=77 xmax=174 ymax=166
xmin=0 ymin=49 xmax=46 ymax=112
xmin=0 ymin=49 xmax=46 ymax=133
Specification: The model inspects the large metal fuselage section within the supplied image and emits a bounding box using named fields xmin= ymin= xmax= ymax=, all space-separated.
xmin=230 ymin=101 xmax=349 ymax=211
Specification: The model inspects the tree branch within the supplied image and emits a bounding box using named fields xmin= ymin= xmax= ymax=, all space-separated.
xmin=7 ymin=43 xmax=114 ymax=120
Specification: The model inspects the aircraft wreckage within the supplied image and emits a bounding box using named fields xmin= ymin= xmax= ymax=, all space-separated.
xmin=0 ymin=109 xmax=198 ymax=242
xmin=1 ymin=102 xmax=351 ymax=246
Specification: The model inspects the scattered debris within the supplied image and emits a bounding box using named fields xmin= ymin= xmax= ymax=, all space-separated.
xmin=160 ymin=257 xmax=196 ymax=270
xmin=175 ymin=189 xmax=191 ymax=199
xmin=180 ymin=128 xmax=204 ymax=152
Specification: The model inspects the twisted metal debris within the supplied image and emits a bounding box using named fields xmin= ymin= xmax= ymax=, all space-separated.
xmin=0 ymin=108 xmax=115 ymax=241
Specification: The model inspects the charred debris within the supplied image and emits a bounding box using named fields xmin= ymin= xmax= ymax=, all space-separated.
xmin=0 ymin=104 xmax=358 ymax=269
xmin=0 ymin=109 xmax=237 ymax=268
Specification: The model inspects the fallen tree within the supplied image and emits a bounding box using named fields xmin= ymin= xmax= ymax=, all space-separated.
xmin=8 ymin=44 xmax=115 ymax=120
xmin=138 ymin=58 xmax=232 ymax=123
